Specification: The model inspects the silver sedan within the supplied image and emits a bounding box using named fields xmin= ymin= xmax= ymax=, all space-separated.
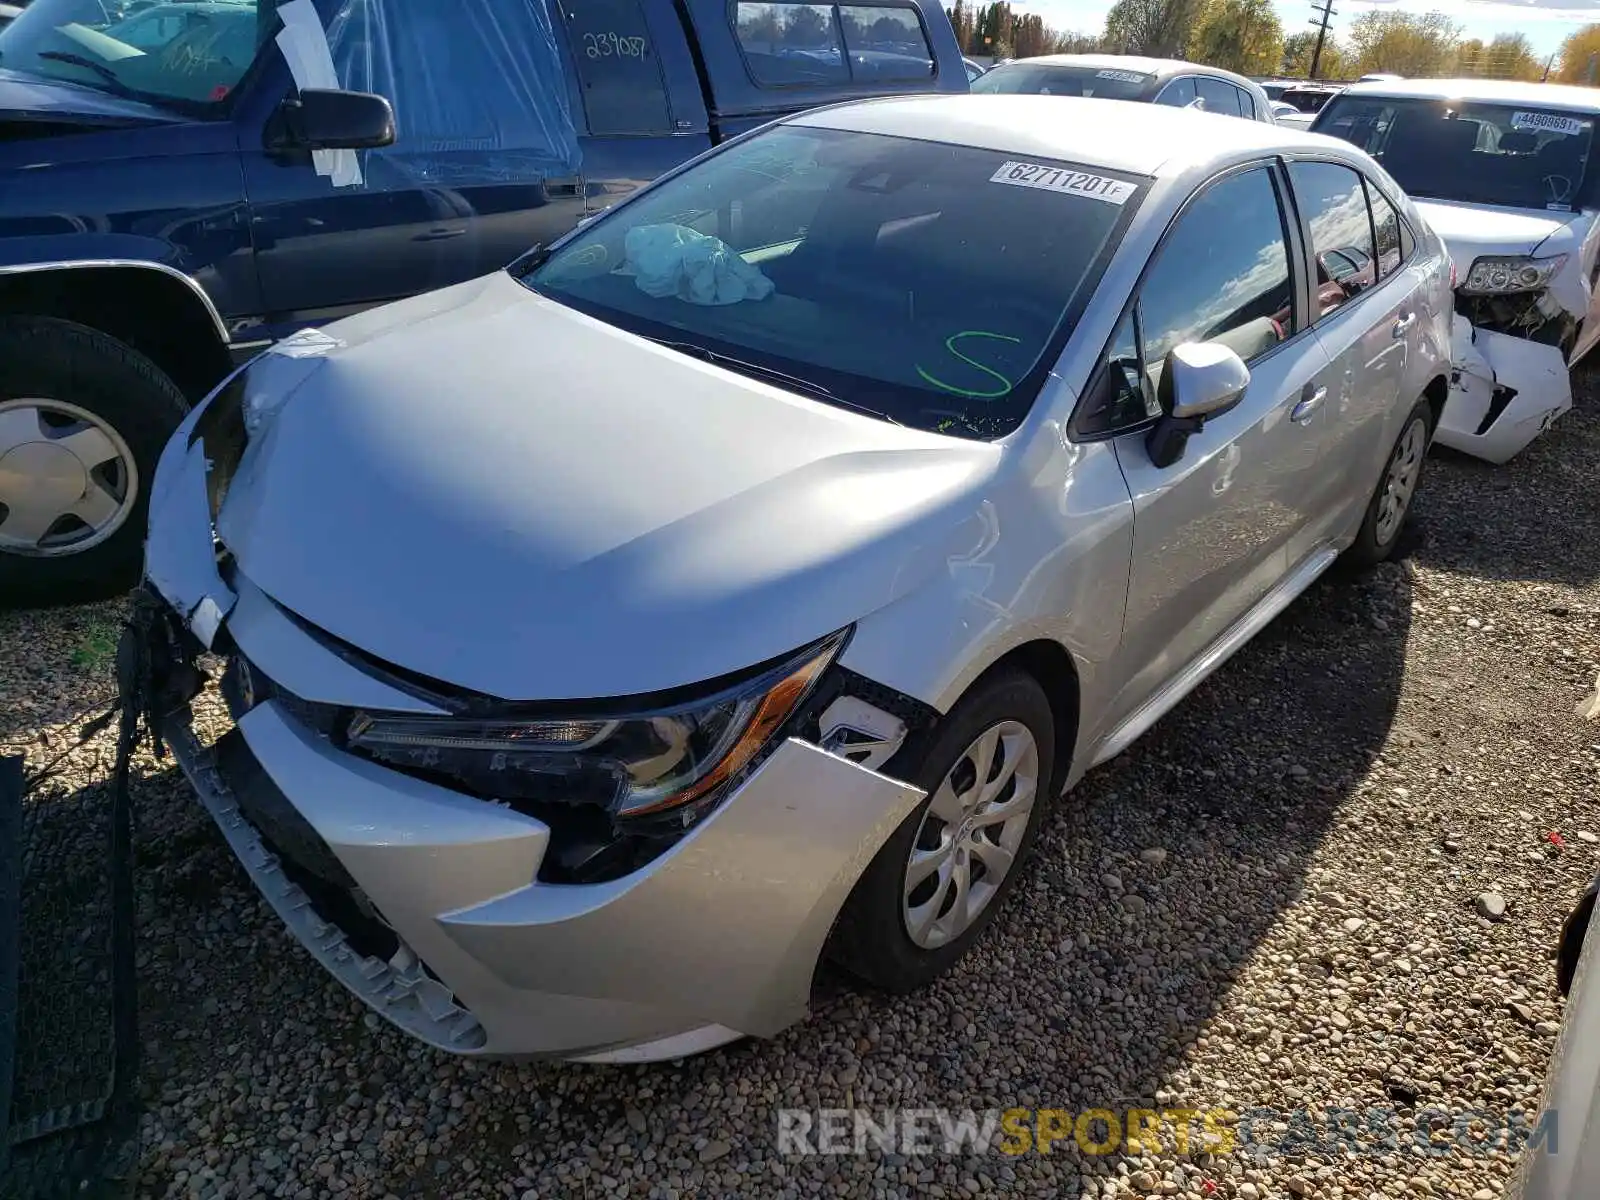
xmin=140 ymin=95 xmax=1454 ymax=1060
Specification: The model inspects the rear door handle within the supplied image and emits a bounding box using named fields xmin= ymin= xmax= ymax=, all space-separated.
xmin=1392 ymin=312 xmax=1417 ymax=337
xmin=1290 ymin=385 xmax=1327 ymax=425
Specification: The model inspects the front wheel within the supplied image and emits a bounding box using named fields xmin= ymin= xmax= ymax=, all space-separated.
xmin=1345 ymin=397 xmax=1433 ymax=569
xmin=827 ymin=669 xmax=1057 ymax=993
xmin=0 ymin=317 xmax=189 ymax=608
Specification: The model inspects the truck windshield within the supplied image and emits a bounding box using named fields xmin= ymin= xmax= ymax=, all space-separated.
xmin=0 ymin=0 xmax=272 ymax=110
xmin=970 ymin=61 xmax=1151 ymax=99
xmin=1316 ymin=95 xmax=1596 ymax=210
xmin=519 ymin=125 xmax=1142 ymax=440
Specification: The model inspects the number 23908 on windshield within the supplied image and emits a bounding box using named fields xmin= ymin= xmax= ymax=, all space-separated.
xmin=989 ymin=162 xmax=1137 ymax=206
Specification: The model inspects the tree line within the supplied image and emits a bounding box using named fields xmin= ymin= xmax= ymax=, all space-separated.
xmin=947 ymin=0 xmax=1600 ymax=83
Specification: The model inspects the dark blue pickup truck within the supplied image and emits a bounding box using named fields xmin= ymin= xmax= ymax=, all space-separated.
xmin=0 ymin=0 xmax=965 ymax=604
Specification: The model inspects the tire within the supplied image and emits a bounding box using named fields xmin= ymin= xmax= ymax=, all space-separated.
xmin=0 ymin=317 xmax=189 ymax=608
xmin=1344 ymin=397 xmax=1433 ymax=570
xmin=828 ymin=668 xmax=1057 ymax=993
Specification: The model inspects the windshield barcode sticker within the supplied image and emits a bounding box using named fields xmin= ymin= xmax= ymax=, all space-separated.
xmin=1096 ymin=68 xmax=1146 ymax=83
xmin=1511 ymin=111 xmax=1586 ymax=136
xmin=990 ymin=162 xmax=1136 ymax=205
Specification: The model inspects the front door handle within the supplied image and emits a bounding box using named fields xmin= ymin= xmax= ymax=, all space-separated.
xmin=1290 ymin=385 xmax=1327 ymax=425
xmin=1392 ymin=312 xmax=1417 ymax=338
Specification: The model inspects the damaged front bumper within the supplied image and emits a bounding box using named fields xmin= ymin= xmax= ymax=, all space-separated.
xmin=138 ymin=419 xmax=927 ymax=1060
xmin=1439 ymin=312 xmax=1572 ymax=465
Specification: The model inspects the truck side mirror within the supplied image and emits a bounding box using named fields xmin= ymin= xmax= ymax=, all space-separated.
xmin=270 ymin=88 xmax=395 ymax=153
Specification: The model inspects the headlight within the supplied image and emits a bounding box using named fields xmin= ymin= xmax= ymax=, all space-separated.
xmin=1459 ymin=254 xmax=1567 ymax=295
xmin=346 ymin=630 xmax=847 ymax=823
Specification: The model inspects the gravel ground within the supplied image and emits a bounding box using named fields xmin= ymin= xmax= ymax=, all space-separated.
xmin=5 ymin=378 xmax=1600 ymax=1200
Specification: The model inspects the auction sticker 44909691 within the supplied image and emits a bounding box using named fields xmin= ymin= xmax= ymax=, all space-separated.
xmin=989 ymin=161 xmax=1137 ymax=205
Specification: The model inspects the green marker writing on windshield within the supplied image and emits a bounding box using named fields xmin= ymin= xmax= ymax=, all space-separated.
xmin=917 ymin=330 xmax=1021 ymax=399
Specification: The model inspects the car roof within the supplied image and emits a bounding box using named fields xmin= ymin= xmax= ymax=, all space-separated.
xmin=1338 ymin=77 xmax=1600 ymax=112
xmin=985 ymin=53 xmax=1255 ymax=86
xmin=791 ymin=94 xmax=1343 ymax=178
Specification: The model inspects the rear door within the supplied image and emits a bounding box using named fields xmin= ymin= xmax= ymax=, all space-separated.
xmin=1092 ymin=161 xmax=1334 ymax=725
xmin=1285 ymin=159 xmax=1416 ymax=543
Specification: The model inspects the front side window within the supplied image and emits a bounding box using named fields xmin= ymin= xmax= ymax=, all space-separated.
xmin=524 ymin=125 xmax=1143 ymax=439
xmin=0 ymin=0 xmax=276 ymax=111
xmin=1138 ymin=166 xmax=1294 ymax=372
xmin=734 ymin=2 xmax=847 ymax=85
xmin=838 ymin=5 xmax=931 ymax=80
xmin=1289 ymin=160 xmax=1377 ymax=320
xmin=971 ymin=60 xmax=1151 ymax=99
xmin=1315 ymin=96 xmax=1595 ymax=210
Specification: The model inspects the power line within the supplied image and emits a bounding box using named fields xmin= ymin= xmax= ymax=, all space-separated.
xmin=1308 ymin=0 xmax=1335 ymax=78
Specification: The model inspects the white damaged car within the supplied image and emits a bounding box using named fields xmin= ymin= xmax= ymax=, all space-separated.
xmin=1316 ymin=78 xmax=1600 ymax=463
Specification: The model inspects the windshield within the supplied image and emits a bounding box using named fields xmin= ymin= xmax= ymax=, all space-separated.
xmin=521 ymin=125 xmax=1141 ymax=440
xmin=0 ymin=0 xmax=273 ymax=110
xmin=1315 ymin=96 xmax=1596 ymax=210
xmin=970 ymin=61 xmax=1151 ymax=100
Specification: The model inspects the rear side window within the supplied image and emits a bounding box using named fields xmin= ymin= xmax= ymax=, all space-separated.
xmin=839 ymin=5 xmax=933 ymax=80
xmin=1365 ymin=181 xmax=1406 ymax=278
xmin=559 ymin=0 xmax=674 ymax=134
xmin=1289 ymin=161 xmax=1378 ymax=320
xmin=1195 ymin=76 xmax=1242 ymax=118
xmin=736 ymin=2 xmax=849 ymax=85
xmin=735 ymin=2 xmax=932 ymax=86
xmin=1155 ymin=77 xmax=1197 ymax=108
xmin=1237 ymin=87 xmax=1257 ymax=120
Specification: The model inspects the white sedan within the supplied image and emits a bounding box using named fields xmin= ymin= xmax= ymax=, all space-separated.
xmin=1316 ymin=77 xmax=1600 ymax=463
xmin=140 ymin=96 xmax=1453 ymax=1060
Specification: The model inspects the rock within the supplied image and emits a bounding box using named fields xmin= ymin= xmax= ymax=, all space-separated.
xmin=1239 ymin=1185 xmax=1260 ymax=1200
xmin=1132 ymin=1171 xmax=1156 ymax=1191
xmin=1139 ymin=848 xmax=1168 ymax=866
xmin=1508 ymin=1001 xmax=1535 ymax=1026
xmin=1330 ymin=1012 xmax=1350 ymax=1030
xmin=1288 ymin=764 xmax=1309 ymax=779
xmin=698 ymin=1140 xmax=731 ymax=1164
xmin=1535 ymin=1021 xmax=1561 ymax=1035
xmin=1101 ymin=874 xmax=1123 ymax=891
xmin=1473 ymin=1191 xmax=1496 ymax=1200
xmin=625 ymin=1108 xmax=647 ymax=1135
xmin=1122 ymin=894 xmax=1148 ymax=916
xmin=1467 ymin=617 xmax=1482 ymax=629
xmin=1476 ymin=893 xmax=1507 ymax=922
xmin=1579 ymin=832 xmax=1598 ymax=844
xmin=1287 ymin=1180 xmax=1311 ymax=1196
xmin=1343 ymin=918 xmax=1365 ymax=933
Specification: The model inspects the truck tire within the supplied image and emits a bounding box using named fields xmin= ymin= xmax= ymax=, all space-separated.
xmin=0 ymin=317 xmax=188 ymax=608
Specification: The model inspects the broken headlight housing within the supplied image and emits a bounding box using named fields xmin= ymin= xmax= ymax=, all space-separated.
xmin=1459 ymin=254 xmax=1567 ymax=295
xmin=345 ymin=630 xmax=847 ymax=825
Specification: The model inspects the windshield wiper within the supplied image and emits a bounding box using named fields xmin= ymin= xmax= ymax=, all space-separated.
xmin=646 ymin=336 xmax=904 ymax=425
xmin=36 ymin=51 xmax=140 ymax=98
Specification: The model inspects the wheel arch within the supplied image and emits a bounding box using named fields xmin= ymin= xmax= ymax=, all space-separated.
xmin=1422 ymin=371 xmax=1449 ymax=432
xmin=958 ymin=638 xmax=1081 ymax=798
xmin=0 ymin=262 xmax=233 ymax=403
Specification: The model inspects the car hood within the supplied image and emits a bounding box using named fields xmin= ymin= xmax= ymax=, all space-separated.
xmin=0 ymin=67 xmax=177 ymax=125
xmin=218 ymin=272 xmax=1002 ymax=702
xmin=1415 ymin=199 xmax=1585 ymax=269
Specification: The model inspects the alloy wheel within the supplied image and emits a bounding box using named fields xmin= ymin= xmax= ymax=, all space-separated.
xmin=1374 ymin=416 xmax=1427 ymax=547
xmin=902 ymin=719 xmax=1039 ymax=949
xmin=0 ymin=398 xmax=138 ymax=557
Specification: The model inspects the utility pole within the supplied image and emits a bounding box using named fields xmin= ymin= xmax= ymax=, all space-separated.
xmin=1541 ymin=52 xmax=1556 ymax=82
xmin=1308 ymin=0 xmax=1335 ymax=80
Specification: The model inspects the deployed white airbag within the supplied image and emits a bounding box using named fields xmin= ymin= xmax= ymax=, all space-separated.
xmin=624 ymin=224 xmax=776 ymax=306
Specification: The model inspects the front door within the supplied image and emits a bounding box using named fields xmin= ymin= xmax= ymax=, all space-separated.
xmin=1104 ymin=162 xmax=1332 ymax=726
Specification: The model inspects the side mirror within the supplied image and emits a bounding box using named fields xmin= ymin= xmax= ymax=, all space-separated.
xmin=1145 ymin=342 xmax=1249 ymax=468
xmin=270 ymin=88 xmax=395 ymax=153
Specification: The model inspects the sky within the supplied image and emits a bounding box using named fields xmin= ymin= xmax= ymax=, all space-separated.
xmin=1021 ymin=0 xmax=1600 ymax=57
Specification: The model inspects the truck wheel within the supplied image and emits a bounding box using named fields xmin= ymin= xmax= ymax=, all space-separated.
xmin=0 ymin=317 xmax=188 ymax=608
